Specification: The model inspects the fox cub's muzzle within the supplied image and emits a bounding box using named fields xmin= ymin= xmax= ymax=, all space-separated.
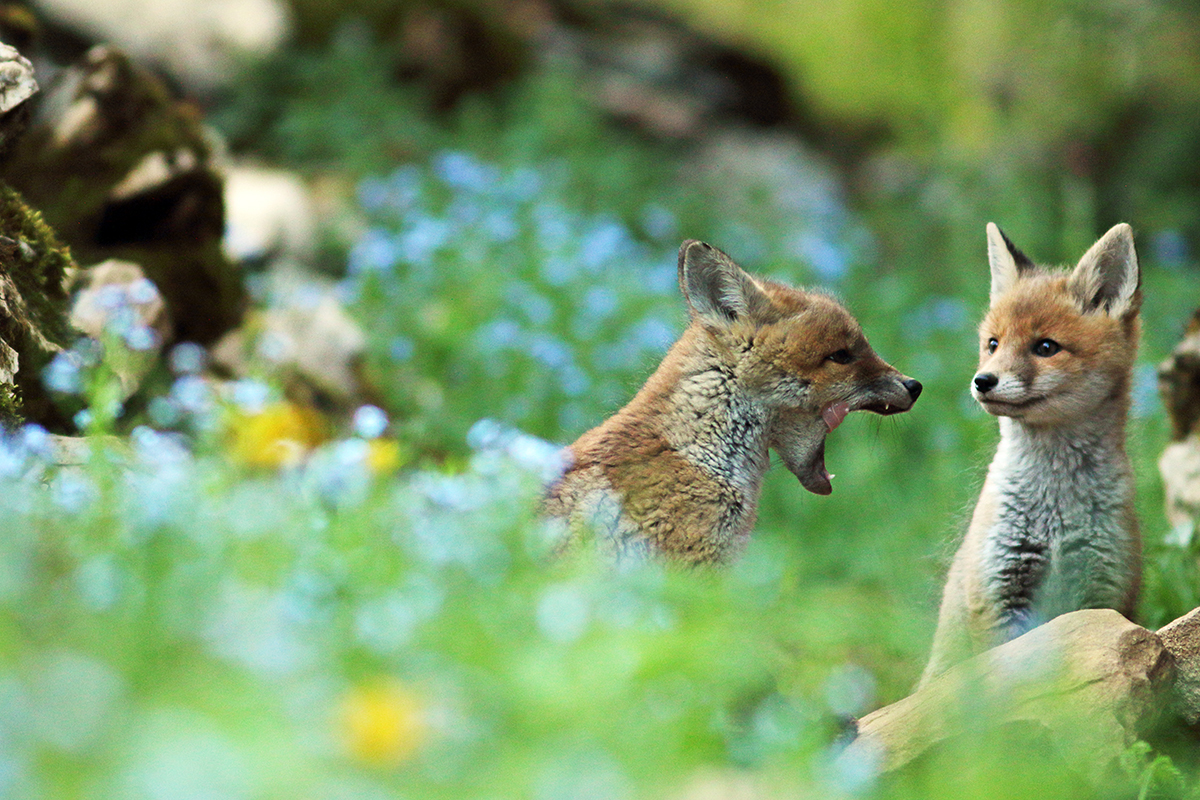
xmin=860 ymin=373 xmax=922 ymax=416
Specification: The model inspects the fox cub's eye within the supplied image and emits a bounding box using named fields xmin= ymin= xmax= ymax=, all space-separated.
xmin=1032 ymin=338 xmax=1061 ymax=357
xmin=826 ymin=349 xmax=854 ymax=365
xmin=987 ymin=338 xmax=999 ymax=354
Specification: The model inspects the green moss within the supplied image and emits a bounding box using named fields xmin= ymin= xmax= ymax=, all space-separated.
xmin=0 ymin=184 xmax=73 ymax=337
xmin=0 ymin=381 xmax=20 ymax=423
xmin=0 ymin=182 xmax=75 ymax=429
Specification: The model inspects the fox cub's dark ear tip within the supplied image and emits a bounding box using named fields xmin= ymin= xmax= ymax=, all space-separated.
xmin=988 ymin=222 xmax=1035 ymax=270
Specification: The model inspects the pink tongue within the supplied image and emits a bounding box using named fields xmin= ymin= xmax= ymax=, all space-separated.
xmin=822 ymin=402 xmax=851 ymax=432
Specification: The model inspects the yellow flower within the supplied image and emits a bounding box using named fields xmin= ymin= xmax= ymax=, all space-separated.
xmin=339 ymin=680 xmax=427 ymax=767
xmin=366 ymin=439 xmax=405 ymax=475
xmin=227 ymin=402 xmax=326 ymax=468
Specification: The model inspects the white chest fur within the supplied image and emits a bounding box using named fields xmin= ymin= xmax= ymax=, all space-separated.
xmin=980 ymin=416 xmax=1136 ymax=632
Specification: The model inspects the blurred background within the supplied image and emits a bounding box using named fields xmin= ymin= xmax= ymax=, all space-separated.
xmin=2 ymin=0 xmax=1200 ymax=797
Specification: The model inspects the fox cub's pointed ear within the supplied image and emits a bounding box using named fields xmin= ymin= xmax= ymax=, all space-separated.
xmin=1068 ymin=223 xmax=1140 ymax=316
xmin=678 ymin=240 xmax=770 ymax=325
xmin=986 ymin=222 xmax=1034 ymax=302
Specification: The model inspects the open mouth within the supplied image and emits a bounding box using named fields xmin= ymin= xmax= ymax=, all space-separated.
xmin=795 ymin=437 xmax=834 ymax=495
xmin=789 ymin=397 xmax=914 ymax=495
xmin=775 ymin=392 xmax=917 ymax=497
xmin=784 ymin=401 xmax=861 ymax=496
xmin=793 ymin=401 xmax=851 ymax=496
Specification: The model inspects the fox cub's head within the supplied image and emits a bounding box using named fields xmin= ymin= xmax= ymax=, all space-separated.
xmin=974 ymin=223 xmax=1141 ymax=426
xmin=678 ymin=240 xmax=921 ymax=495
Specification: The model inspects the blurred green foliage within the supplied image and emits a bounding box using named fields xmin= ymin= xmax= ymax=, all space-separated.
xmin=12 ymin=0 xmax=1200 ymax=796
xmin=653 ymin=0 xmax=1200 ymax=149
xmin=0 ymin=418 xmax=1193 ymax=799
xmin=655 ymin=0 xmax=1200 ymax=245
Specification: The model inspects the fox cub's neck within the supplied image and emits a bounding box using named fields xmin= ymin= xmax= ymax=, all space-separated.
xmin=655 ymin=342 xmax=773 ymax=494
xmin=546 ymin=334 xmax=775 ymax=564
xmin=995 ymin=389 xmax=1130 ymax=473
xmin=991 ymin=396 xmax=1134 ymax=527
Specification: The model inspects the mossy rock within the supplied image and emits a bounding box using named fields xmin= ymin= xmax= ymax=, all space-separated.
xmin=0 ymin=45 xmax=245 ymax=345
xmin=0 ymin=181 xmax=76 ymax=428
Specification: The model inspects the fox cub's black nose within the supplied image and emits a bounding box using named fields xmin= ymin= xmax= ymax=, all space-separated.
xmin=903 ymin=378 xmax=922 ymax=401
xmin=974 ymin=373 xmax=999 ymax=394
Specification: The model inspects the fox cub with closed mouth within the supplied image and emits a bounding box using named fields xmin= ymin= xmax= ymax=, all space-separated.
xmin=544 ymin=239 xmax=922 ymax=565
xmin=920 ymin=223 xmax=1142 ymax=686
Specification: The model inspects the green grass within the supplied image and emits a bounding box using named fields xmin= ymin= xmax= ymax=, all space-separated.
xmin=9 ymin=30 xmax=1200 ymax=799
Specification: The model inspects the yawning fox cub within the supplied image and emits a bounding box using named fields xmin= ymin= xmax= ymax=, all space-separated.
xmin=545 ymin=240 xmax=922 ymax=564
xmin=921 ymin=223 xmax=1142 ymax=685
